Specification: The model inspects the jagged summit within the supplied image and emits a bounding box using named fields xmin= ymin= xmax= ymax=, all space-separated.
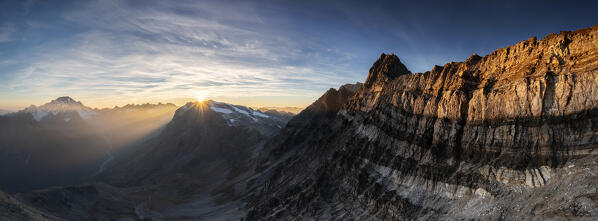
xmin=363 ymin=53 xmax=410 ymax=87
xmin=39 ymin=96 xmax=88 ymax=110
xmin=305 ymin=82 xmax=363 ymax=114
xmin=465 ymin=53 xmax=482 ymax=66
xmin=51 ymin=96 xmax=80 ymax=104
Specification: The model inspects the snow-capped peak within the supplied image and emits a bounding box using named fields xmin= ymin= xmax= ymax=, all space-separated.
xmin=23 ymin=96 xmax=97 ymax=121
xmin=207 ymin=100 xmax=273 ymax=123
xmin=51 ymin=96 xmax=80 ymax=105
xmin=174 ymin=100 xmax=284 ymax=127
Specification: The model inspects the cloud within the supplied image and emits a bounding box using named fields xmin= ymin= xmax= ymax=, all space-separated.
xmin=3 ymin=0 xmax=362 ymax=107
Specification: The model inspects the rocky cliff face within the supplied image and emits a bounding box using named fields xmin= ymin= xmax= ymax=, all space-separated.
xmin=247 ymin=25 xmax=598 ymax=220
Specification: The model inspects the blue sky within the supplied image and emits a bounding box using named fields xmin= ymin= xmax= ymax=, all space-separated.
xmin=1 ymin=0 xmax=597 ymax=109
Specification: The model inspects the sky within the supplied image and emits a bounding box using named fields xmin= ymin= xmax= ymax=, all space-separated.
xmin=1 ymin=0 xmax=597 ymax=110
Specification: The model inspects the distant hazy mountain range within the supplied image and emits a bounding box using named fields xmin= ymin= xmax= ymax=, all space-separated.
xmin=0 ymin=109 xmax=13 ymax=115
xmin=14 ymin=99 xmax=295 ymax=220
xmin=0 ymin=97 xmax=178 ymax=192
xmin=254 ymin=106 xmax=304 ymax=114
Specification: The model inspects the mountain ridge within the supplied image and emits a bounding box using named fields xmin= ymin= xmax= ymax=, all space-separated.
xmin=22 ymin=96 xmax=97 ymax=122
xmin=15 ymin=100 xmax=294 ymax=220
xmin=246 ymin=24 xmax=598 ymax=220
xmin=0 ymin=97 xmax=179 ymax=193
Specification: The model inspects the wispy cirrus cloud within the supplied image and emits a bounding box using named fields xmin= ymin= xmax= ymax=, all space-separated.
xmin=1 ymin=0 xmax=362 ymax=108
xmin=4 ymin=0 xmax=594 ymax=110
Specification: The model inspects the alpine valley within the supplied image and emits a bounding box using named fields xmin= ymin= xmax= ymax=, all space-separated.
xmin=2 ymin=25 xmax=598 ymax=221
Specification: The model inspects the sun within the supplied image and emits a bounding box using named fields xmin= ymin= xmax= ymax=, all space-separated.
xmin=195 ymin=90 xmax=209 ymax=102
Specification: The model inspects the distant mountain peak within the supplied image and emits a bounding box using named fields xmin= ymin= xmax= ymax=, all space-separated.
xmin=176 ymin=100 xmax=272 ymax=122
xmin=51 ymin=96 xmax=80 ymax=105
xmin=173 ymin=100 xmax=290 ymax=135
xmin=23 ymin=96 xmax=96 ymax=121
xmin=39 ymin=96 xmax=90 ymax=111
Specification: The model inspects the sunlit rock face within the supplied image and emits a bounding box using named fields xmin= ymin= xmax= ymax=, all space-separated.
xmin=247 ymin=25 xmax=598 ymax=220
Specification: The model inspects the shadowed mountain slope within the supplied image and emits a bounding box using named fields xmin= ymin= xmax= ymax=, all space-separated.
xmin=18 ymin=100 xmax=294 ymax=220
xmin=0 ymin=97 xmax=177 ymax=192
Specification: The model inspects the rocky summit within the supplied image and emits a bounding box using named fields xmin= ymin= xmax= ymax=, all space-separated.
xmin=246 ymin=25 xmax=598 ymax=220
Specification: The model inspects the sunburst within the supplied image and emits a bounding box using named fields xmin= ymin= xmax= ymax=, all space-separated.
xmin=195 ymin=90 xmax=209 ymax=102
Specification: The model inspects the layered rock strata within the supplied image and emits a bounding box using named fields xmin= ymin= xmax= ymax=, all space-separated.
xmin=247 ymin=25 xmax=598 ymax=220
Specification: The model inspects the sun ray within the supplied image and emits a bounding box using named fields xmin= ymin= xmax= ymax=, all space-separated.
xmin=195 ymin=90 xmax=209 ymax=103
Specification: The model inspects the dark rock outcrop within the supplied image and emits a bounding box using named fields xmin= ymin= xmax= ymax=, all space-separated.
xmin=0 ymin=189 xmax=62 ymax=221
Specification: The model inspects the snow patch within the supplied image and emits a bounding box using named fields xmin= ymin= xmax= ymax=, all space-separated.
xmin=77 ymin=109 xmax=96 ymax=119
xmin=232 ymin=106 xmax=250 ymax=116
xmin=33 ymin=111 xmax=48 ymax=121
xmin=253 ymin=111 xmax=270 ymax=118
xmin=24 ymin=97 xmax=97 ymax=121
xmin=210 ymin=106 xmax=233 ymax=114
